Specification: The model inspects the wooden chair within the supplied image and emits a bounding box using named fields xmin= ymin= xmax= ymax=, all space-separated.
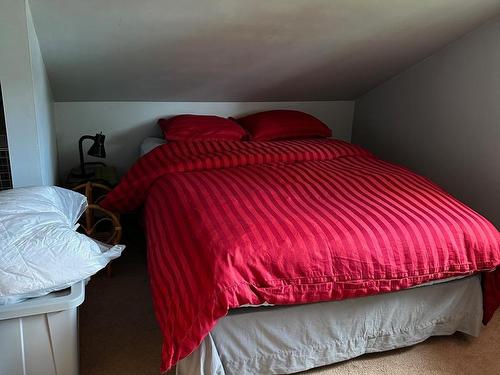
xmin=72 ymin=182 xmax=122 ymax=276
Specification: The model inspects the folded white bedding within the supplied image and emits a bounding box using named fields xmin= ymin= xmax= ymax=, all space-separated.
xmin=0 ymin=186 xmax=124 ymax=304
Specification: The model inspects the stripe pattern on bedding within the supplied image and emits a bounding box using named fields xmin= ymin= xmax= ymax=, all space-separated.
xmin=101 ymin=139 xmax=500 ymax=373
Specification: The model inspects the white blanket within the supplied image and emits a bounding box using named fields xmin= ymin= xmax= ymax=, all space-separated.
xmin=0 ymin=186 xmax=124 ymax=304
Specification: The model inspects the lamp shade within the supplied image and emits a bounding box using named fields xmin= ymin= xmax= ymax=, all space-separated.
xmin=88 ymin=133 xmax=106 ymax=158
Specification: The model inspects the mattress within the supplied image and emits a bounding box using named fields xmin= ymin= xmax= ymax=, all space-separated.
xmin=176 ymin=275 xmax=483 ymax=375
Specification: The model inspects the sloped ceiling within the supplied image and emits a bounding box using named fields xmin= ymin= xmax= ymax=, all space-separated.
xmin=30 ymin=0 xmax=500 ymax=102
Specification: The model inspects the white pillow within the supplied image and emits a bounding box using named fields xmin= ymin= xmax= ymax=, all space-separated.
xmin=140 ymin=137 xmax=167 ymax=156
xmin=0 ymin=186 xmax=124 ymax=304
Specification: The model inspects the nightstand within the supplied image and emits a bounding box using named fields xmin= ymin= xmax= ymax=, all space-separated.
xmin=65 ymin=165 xmax=119 ymax=188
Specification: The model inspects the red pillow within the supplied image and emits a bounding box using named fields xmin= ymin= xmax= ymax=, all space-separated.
xmin=158 ymin=115 xmax=246 ymax=141
xmin=235 ymin=110 xmax=332 ymax=141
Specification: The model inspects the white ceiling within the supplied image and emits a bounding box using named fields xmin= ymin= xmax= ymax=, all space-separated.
xmin=29 ymin=0 xmax=500 ymax=102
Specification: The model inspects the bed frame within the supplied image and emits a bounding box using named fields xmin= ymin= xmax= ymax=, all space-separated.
xmin=174 ymin=275 xmax=482 ymax=375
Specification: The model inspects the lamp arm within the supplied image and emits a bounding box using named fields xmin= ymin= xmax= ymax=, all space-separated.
xmin=79 ymin=135 xmax=96 ymax=175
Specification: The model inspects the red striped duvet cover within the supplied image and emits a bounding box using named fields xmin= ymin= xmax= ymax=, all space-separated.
xmin=101 ymin=139 xmax=500 ymax=372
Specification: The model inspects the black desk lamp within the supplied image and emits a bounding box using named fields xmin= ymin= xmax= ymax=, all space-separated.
xmin=73 ymin=132 xmax=106 ymax=177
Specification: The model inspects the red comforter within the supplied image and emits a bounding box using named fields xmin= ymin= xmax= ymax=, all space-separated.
xmin=101 ymin=139 xmax=500 ymax=372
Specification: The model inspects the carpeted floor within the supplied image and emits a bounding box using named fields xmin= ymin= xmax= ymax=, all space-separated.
xmin=80 ymin=238 xmax=500 ymax=375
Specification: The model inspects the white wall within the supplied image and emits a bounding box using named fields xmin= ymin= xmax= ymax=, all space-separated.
xmin=26 ymin=3 xmax=57 ymax=185
xmin=353 ymin=17 xmax=500 ymax=227
xmin=0 ymin=0 xmax=41 ymax=187
xmin=0 ymin=0 xmax=57 ymax=187
xmin=54 ymin=101 xmax=354 ymax=179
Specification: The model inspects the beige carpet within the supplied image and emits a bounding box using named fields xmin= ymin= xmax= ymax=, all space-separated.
xmin=80 ymin=242 xmax=500 ymax=375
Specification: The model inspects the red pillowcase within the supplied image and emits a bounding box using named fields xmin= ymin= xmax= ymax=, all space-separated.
xmin=158 ymin=115 xmax=246 ymax=141
xmin=235 ymin=110 xmax=332 ymax=141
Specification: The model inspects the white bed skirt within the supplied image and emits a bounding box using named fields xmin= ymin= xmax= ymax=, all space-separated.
xmin=176 ymin=275 xmax=483 ymax=375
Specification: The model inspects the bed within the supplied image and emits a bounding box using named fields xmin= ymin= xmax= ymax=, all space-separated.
xmin=102 ymin=137 xmax=500 ymax=374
